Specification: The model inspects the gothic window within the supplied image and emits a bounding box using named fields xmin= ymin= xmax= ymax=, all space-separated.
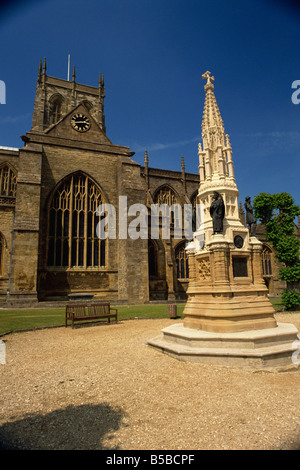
xmin=153 ymin=186 xmax=180 ymax=226
xmin=47 ymin=173 xmax=105 ymax=268
xmin=0 ymin=164 xmax=17 ymax=198
xmin=148 ymin=240 xmax=157 ymax=278
xmin=49 ymin=96 xmax=63 ymax=124
xmin=154 ymin=186 xmax=178 ymax=207
xmin=175 ymin=242 xmax=189 ymax=280
xmin=262 ymin=245 xmax=272 ymax=276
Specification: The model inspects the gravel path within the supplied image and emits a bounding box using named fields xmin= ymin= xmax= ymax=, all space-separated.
xmin=1 ymin=313 xmax=300 ymax=450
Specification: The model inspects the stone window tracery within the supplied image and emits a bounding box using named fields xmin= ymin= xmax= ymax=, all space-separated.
xmin=0 ymin=164 xmax=17 ymax=207
xmin=175 ymin=242 xmax=189 ymax=280
xmin=154 ymin=186 xmax=178 ymax=207
xmin=148 ymin=239 xmax=157 ymax=278
xmin=47 ymin=173 xmax=105 ymax=268
xmin=0 ymin=165 xmax=17 ymax=198
xmin=262 ymin=245 xmax=272 ymax=276
xmin=153 ymin=186 xmax=180 ymax=227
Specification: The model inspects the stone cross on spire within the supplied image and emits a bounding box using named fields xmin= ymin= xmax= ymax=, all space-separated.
xmin=202 ymin=71 xmax=215 ymax=90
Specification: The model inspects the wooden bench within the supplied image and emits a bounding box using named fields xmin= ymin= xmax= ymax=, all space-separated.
xmin=65 ymin=302 xmax=118 ymax=329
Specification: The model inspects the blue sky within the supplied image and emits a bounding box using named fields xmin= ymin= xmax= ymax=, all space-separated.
xmin=0 ymin=0 xmax=300 ymax=207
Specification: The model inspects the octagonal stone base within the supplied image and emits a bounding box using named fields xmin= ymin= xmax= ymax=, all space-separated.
xmin=147 ymin=322 xmax=300 ymax=370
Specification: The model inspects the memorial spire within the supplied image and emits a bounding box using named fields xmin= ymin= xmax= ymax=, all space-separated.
xmin=201 ymin=71 xmax=226 ymax=151
xmin=198 ymin=71 xmax=234 ymax=184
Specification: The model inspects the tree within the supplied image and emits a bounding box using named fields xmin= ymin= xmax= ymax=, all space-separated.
xmin=253 ymin=192 xmax=300 ymax=310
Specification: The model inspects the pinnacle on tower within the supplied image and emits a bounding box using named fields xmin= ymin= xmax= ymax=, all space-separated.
xmin=144 ymin=149 xmax=149 ymax=169
xmin=99 ymin=72 xmax=105 ymax=89
xmin=37 ymin=59 xmax=42 ymax=82
xmin=42 ymin=57 xmax=47 ymax=75
xmin=181 ymin=155 xmax=185 ymax=171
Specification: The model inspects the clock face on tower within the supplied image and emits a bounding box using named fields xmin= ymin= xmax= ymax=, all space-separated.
xmin=70 ymin=113 xmax=91 ymax=132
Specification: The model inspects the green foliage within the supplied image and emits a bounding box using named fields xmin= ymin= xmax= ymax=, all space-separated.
xmin=253 ymin=193 xmax=276 ymax=223
xmin=254 ymin=192 xmax=300 ymax=225
xmin=273 ymin=236 xmax=300 ymax=265
xmin=281 ymin=289 xmax=300 ymax=310
xmin=275 ymin=192 xmax=300 ymax=217
xmin=280 ymin=263 xmax=300 ymax=282
xmin=253 ymin=192 xmax=300 ymax=267
xmin=253 ymin=192 xmax=300 ymax=309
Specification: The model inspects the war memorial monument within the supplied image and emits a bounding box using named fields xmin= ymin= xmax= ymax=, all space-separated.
xmin=148 ymin=71 xmax=300 ymax=370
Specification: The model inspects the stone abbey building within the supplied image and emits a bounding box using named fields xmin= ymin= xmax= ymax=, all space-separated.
xmin=0 ymin=61 xmax=297 ymax=306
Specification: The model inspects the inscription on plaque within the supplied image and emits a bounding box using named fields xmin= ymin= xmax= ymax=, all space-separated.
xmin=232 ymin=257 xmax=248 ymax=277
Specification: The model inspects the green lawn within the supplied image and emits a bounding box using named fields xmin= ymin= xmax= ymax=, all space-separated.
xmin=0 ymin=303 xmax=186 ymax=335
xmin=0 ymin=298 xmax=288 ymax=336
xmin=269 ymin=297 xmax=284 ymax=311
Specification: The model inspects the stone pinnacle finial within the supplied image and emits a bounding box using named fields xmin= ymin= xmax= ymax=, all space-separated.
xmin=144 ymin=149 xmax=148 ymax=165
xmin=202 ymin=71 xmax=214 ymax=91
xmin=37 ymin=59 xmax=42 ymax=83
xmin=99 ymin=72 xmax=104 ymax=87
xmin=225 ymin=134 xmax=231 ymax=149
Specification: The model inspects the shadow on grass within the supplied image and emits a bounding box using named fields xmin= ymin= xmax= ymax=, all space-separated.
xmin=0 ymin=402 xmax=126 ymax=450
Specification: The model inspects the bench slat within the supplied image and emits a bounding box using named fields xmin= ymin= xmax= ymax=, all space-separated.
xmin=65 ymin=302 xmax=118 ymax=328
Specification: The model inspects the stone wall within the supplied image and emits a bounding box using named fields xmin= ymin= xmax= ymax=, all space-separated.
xmin=0 ymin=149 xmax=20 ymax=304
xmin=8 ymin=144 xmax=42 ymax=304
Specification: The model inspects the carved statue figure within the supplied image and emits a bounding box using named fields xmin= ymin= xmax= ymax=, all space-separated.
xmin=244 ymin=196 xmax=257 ymax=236
xmin=210 ymin=191 xmax=225 ymax=234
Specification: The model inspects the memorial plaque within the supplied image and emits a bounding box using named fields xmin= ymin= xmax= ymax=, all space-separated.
xmin=234 ymin=235 xmax=244 ymax=248
xmin=232 ymin=257 xmax=248 ymax=277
